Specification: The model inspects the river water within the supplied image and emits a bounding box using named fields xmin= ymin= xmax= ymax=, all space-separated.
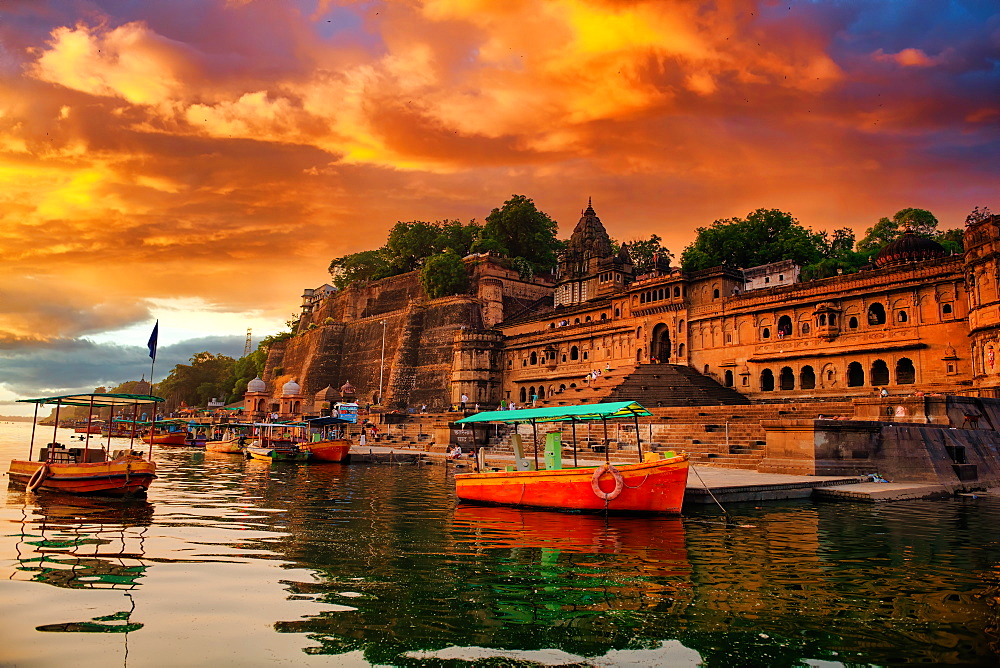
xmin=0 ymin=422 xmax=997 ymax=666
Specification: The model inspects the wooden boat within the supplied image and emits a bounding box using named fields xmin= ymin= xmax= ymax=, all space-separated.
xmin=453 ymin=401 xmax=690 ymax=514
xmin=302 ymin=439 xmax=351 ymax=462
xmin=204 ymin=424 xmax=253 ymax=453
xmin=140 ymin=429 xmax=189 ymax=446
xmin=74 ymin=420 xmax=104 ymax=434
xmin=245 ymin=444 xmax=311 ymax=462
xmin=9 ymin=392 xmax=163 ymax=497
xmin=300 ymin=417 xmax=355 ymax=462
xmin=455 ymin=454 xmax=689 ymax=513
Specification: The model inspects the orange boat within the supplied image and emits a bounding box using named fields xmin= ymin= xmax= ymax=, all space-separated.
xmin=455 ymin=455 xmax=689 ymax=513
xmin=141 ymin=429 xmax=190 ymax=446
xmin=302 ymin=439 xmax=352 ymax=462
xmin=453 ymin=401 xmax=689 ymax=514
xmin=9 ymin=392 xmax=163 ymax=497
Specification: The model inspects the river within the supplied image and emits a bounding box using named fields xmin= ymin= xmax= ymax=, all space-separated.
xmin=0 ymin=422 xmax=997 ymax=666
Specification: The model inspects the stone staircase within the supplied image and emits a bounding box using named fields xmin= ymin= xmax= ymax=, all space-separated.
xmin=543 ymin=363 xmax=750 ymax=408
xmin=368 ymin=400 xmax=857 ymax=472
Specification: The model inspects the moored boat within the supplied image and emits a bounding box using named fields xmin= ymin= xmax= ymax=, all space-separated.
xmin=300 ymin=416 xmax=354 ymax=462
xmin=9 ymin=392 xmax=163 ymax=497
xmin=454 ymin=454 xmax=689 ymax=513
xmin=245 ymin=445 xmax=311 ymax=462
xmin=453 ymin=401 xmax=690 ymax=514
xmin=140 ymin=429 xmax=190 ymax=446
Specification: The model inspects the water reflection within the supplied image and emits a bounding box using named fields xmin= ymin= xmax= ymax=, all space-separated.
xmin=12 ymin=495 xmax=153 ymax=590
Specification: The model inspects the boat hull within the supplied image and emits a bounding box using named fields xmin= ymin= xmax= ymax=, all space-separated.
xmin=455 ymin=455 xmax=689 ymax=513
xmin=141 ymin=432 xmax=189 ymax=446
xmin=8 ymin=457 xmax=156 ymax=497
xmin=303 ymin=439 xmax=351 ymax=462
xmin=245 ymin=446 xmax=311 ymax=462
xmin=205 ymin=438 xmax=244 ymax=453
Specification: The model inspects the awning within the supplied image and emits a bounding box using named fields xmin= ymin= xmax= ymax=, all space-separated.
xmin=17 ymin=392 xmax=165 ymax=407
xmin=454 ymin=401 xmax=651 ymax=424
xmin=307 ymin=416 xmax=354 ymax=426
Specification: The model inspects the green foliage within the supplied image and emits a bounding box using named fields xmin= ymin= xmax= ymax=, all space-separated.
xmin=857 ymin=208 xmax=940 ymax=256
xmin=420 ymin=250 xmax=470 ymax=298
xmin=155 ymin=352 xmax=236 ymax=409
xmin=938 ymin=228 xmax=964 ymax=254
xmin=618 ymin=234 xmax=672 ymax=273
xmin=328 ymin=249 xmax=391 ymax=290
xmin=482 ymin=194 xmax=560 ymax=273
xmin=680 ymin=209 xmax=825 ymax=272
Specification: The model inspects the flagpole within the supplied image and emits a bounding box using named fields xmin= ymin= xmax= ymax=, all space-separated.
xmin=147 ymin=320 xmax=159 ymax=458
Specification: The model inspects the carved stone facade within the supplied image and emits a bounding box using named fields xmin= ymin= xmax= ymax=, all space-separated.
xmin=253 ymin=204 xmax=1000 ymax=418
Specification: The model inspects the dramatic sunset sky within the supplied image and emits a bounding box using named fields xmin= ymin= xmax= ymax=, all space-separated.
xmin=1 ymin=0 xmax=998 ymax=413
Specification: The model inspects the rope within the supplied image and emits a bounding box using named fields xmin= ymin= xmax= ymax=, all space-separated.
xmin=689 ymin=464 xmax=731 ymax=521
xmin=622 ymin=474 xmax=649 ymax=489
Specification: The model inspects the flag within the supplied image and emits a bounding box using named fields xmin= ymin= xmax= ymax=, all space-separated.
xmin=147 ymin=320 xmax=159 ymax=361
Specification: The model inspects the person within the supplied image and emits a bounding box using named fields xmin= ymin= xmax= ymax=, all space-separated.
xmin=237 ymin=434 xmax=248 ymax=448
xmin=460 ymin=394 xmax=468 ymax=411
xmin=474 ymin=402 xmax=480 ymax=412
xmin=449 ymin=445 xmax=462 ymax=459
xmin=369 ymin=423 xmax=380 ymax=442
xmin=605 ymin=362 xmax=611 ymax=371
xmin=880 ymin=387 xmax=889 ymax=397
xmin=499 ymin=399 xmax=507 ymax=410
xmin=421 ymin=404 xmax=427 ymax=413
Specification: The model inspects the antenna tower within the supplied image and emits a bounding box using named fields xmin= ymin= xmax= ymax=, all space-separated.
xmin=244 ymin=328 xmax=252 ymax=356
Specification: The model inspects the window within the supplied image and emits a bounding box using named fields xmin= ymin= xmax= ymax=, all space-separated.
xmin=583 ymin=351 xmax=588 ymax=360
xmin=678 ymin=343 xmax=685 ymax=356
xmin=585 ymin=315 xmax=591 ymax=322
xmin=819 ymin=314 xmax=827 ymax=326
xmin=848 ymin=316 xmax=858 ymax=329
xmin=942 ymin=303 xmax=953 ymax=316
xmin=779 ymin=274 xmax=784 ymax=281
xmin=674 ymin=286 xmax=680 ymax=297
xmin=777 ymin=316 xmax=793 ymax=337
xmin=779 ymin=367 xmax=795 ymax=390
xmin=659 ymin=288 xmax=665 ymax=300
xmin=800 ymin=365 xmax=816 ymax=390
xmin=847 ymin=361 xmax=865 ymax=387
xmin=570 ymin=346 xmax=579 ymax=360
xmin=678 ymin=319 xmax=684 ymax=331
xmin=830 ymin=314 xmax=837 ymax=326
xmin=897 ymin=311 xmax=908 ymax=323
xmin=600 ymin=313 xmax=607 ymax=320
xmin=529 ymin=351 xmax=537 ymax=365
xmin=703 ymin=364 xmax=710 ymax=375
xmin=519 ymin=387 xmax=527 ymax=403
xmin=762 ymin=328 xmax=771 ymax=339
xmin=574 ymin=318 xmax=581 ymax=324
xmin=614 ymin=308 xmax=620 ymax=317
xmin=713 ymin=288 xmax=720 ymax=299
xmin=896 ymin=358 xmax=915 ymax=384
xmin=801 ymin=323 xmax=811 ymax=335
xmin=867 ymin=303 xmax=887 ymax=325
xmin=760 ymin=369 xmax=775 ymax=391
xmin=765 ymin=277 xmax=770 ymax=284
xmin=872 ymin=359 xmax=890 ymax=386
xmin=724 ymin=370 xmax=734 ymax=387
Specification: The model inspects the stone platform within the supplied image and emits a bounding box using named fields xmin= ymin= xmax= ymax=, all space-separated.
xmin=685 ymin=466 xmax=861 ymax=504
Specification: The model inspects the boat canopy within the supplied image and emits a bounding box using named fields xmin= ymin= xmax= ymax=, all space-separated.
xmin=307 ymin=416 xmax=354 ymax=426
xmin=17 ymin=392 xmax=165 ymax=407
xmin=454 ymin=400 xmax=651 ymax=424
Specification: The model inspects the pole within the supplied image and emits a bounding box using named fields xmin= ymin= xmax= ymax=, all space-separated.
xmin=571 ymin=418 xmax=578 ymax=468
xmin=531 ymin=419 xmax=539 ymax=471
xmin=83 ymin=395 xmax=95 ymax=461
xmin=51 ymin=402 xmax=62 ymax=462
xmin=630 ymin=408 xmax=643 ymax=461
xmin=602 ymin=417 xmax=609 ymax=464
xmin=379 ymin=319 xmax=386 ymax=406
xmin=28 ymin=403 xmax=38 ymax=461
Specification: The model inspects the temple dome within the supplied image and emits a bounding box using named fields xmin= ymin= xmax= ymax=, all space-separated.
xmin=874 ymin=231 xmax=946 ymax=268
xmin=566 ymin=199 xmax=613 ymax=260
xmin=281 ymin=379 xmax=301 ymax=396
xmin=247 ymin=376 xmax=266 ymax=393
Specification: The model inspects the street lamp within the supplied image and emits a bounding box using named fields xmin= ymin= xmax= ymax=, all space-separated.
xmin=378 ymin=319 xmax=386 ymax=405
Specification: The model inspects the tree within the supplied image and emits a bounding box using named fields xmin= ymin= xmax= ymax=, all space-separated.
xmin=616 ymin=234 xmax=672 ymax=274
xmin=857 ymin=208 xmax=940 ymax=256
xmin=481 ymin=194 xmax=560 ymax=273
xmin=680 ymin=209 xmax=825 ymax=271
xmin=966 ymin=206 xmax=993 ymax=226
xmin=328 ymin=249 xmax=391 ymax=289
xmin=420 ymin=250 xmax=469 ymax=298
xmin=384 ymin=221 xmax=443 ymax=274
xmin=155 ymin=352 xmax=236 ymax=411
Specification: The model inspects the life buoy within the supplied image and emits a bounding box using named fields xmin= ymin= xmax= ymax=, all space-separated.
xmin=591 ymin=463 xmax=624 ymax=501
xmin=26 ymin=463 xmax=49 ymax=493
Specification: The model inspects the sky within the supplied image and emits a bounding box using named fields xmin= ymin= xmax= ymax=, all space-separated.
xmin=1 ymin=0 xmax=998 ymax=415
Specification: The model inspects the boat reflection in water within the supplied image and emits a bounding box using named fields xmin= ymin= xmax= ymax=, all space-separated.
xmin=274 ymin=503 xmax=697 ymax=663
xmin=13 ymin=495 xmax=153 ymax=634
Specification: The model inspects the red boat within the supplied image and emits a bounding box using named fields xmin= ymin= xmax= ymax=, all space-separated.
xmin=453 ymin=401 xmax=689 ymax=514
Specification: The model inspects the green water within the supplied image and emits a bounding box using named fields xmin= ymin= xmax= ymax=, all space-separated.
xmin=0 ymin=423 xmax=997 ymax=666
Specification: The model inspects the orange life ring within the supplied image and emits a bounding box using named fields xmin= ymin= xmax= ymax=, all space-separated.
xmin=26 ymin=463 xmax=49 ymax=493
xmin=591 ymin=463 xmax=624 ymax=501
